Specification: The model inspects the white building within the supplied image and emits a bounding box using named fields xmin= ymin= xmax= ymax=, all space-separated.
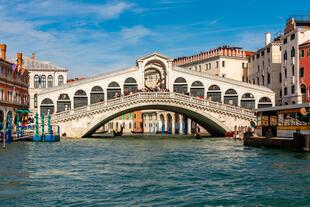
xmin=280 ymin=16 xmax=310 ymax=105
xmin=173 ymin=46 xmax=250 ymax=82
xmin=22 ymin=54 xmax=68 ymax=114
xmin=248 ymin=33 xmax=282 ymax=106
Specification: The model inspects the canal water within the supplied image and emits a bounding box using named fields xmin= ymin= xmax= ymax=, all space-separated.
xmin=0 ymin=137 xmax=309 ymax=207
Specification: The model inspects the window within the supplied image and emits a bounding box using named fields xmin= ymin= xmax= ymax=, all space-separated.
xmin=284 ymin=87 xmax=287 ymax=95
xmin=205 ymin=64 xmax=208 ymax=70
xmin=291 ymin=34 xmax=295 ymax=40
xmin=284 ymin=50 xmax=287 ymax=60
xmin=222 ymin=61 xmax=225 ymax=67
xmin=34 ymin=94 xmax=38 ymax=108
xmin=283 ymin=38 xmax=287 ymax=44
xmin=242 ymin=62 xmax=245 ymax=69
xmin=267 ymin=48 xmax=270 ymax=53
xmin=134 ymin=114 xmax=137 ymax=119
xmin=267 ymin=73 xmax=270 ymax=84
xmin=40 ymin=75 xmax=46 ymax=88
xmin=58 ymin=75 xmax=64 ymax=85
xmin=47 ymin=75 xmax=53 ymax=87
xmin=257 ymin=77 xmax=259 ymax=85
xmin=242 ymin=76 xmax=245 ymax=82
xmin=258 ymin=65 xmax=260 ymax=72
xmin=291 ymin=85 xmax=295 ymax=94
xmin=292 ymin=65 xmax=295 ymax=76
xmin=199 ymin=65 xmax=201 ymax=72
xmin=291 ymin=47 xmax=295 ymax=57
xmin=300 ymin=67 xmax=304 ymax=77
xmin=209 ymin=63 xmax=211 ymax=69
xmin=284 ymin=67 xmax=287 ymax=78
xmin=279 ymin=73 xmax=282 ymax=83
xmin=34 ymin=75 xmax=39 ymax=88
xmin=300 ymin=49 xmax=304 ymax=58
xmin=129 ymin=122 xmax=132 ymax=129
xmin=216 ymin=61 xmax=219 ymax=68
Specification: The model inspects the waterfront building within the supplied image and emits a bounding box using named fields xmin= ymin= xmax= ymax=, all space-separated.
xmin=173 ymin=46 xmax=252 ymax=82
xmin=105 ymin=111 xmax=143 ymax=133
xmin=280 ymin=15 xmax=310 ymax=105
xmin=299 ymin=40 xmax=310 ymax=102
xmin=0 ymin=44 xmax=29 ymax=130
xmin=248 ymin=33 xmax=282 ymax=106
xmin=22 ymin=54 xmax=68 ymax=115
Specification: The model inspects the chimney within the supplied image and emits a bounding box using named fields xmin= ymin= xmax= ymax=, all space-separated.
xmin=0 ymin=44 xmax=7 ymax=60
xmin=31 ymin=52 xmax=36 ymax=60
xmin=265 ymin=32 xmax=271 ymax=46
xmin=17 ymin=52 xmax=23 ymax=66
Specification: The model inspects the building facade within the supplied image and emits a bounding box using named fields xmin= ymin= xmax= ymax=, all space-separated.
xmin=173 ymin=46 xmax=251 ymax=82
xmin=280 ymin=16 xmax=310 ymax=105
xmin=299 ymin=40 xmax=310 ymax=102
xmin=0 ymin=44 xmax=29 ymax=131
xmin=248 ymin=33 xmax=282 ymax=105
xmin=22 ymin=54 xmax=68 ymax=114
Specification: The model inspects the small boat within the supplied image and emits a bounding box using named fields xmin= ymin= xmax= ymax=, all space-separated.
xmin=131 ymin=130 xmax=143 ymax=134
xmin=113 ymin=126 xmax=123 ymax=137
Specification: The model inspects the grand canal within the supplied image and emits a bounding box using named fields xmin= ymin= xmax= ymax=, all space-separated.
xmin=0 ymin=137 xmax=309 ymax=206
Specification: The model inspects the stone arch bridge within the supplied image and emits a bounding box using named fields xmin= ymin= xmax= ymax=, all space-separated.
xmin=52 ymin=92 xmax=256 ymax=137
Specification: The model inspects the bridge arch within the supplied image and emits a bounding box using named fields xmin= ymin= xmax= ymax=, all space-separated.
xmin=207 ymin=84 xmax=221 ymax=102
xmin=241 ymin=93 xmax=255 ymax=110
xmin=124 ymin=77 xmax=138 ymax=94
xmin=74 ymin=90 xmax=88 ymax=109
xmin=107 ymin=81 xmax=121 ymax=100
xmin=40 ymin=98 xmax=54 ymax=115
xmin=224 ymin=89 xmax=238 ymax=106
xmin=190 ymin=81 xmax=204 ymax=98
xmin=173 ymin=77 xmax=188 ymax=94
xmin=82 ymin=100 xmax=231 ymax=137
xmin=57 ymin=93 xmax=71 ymax=112
xmin=91 ymin=86 xmax=104 ymax=104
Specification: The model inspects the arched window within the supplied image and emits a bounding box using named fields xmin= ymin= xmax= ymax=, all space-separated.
xmin=47 ymin=75 xmax=53 ymax=87
xmin=41 ymin=75 xmax=46 ymax=88
xmin=207 ymin=85 xmax=221 ymax=102
xmin=34 ymin=75 xmax=39 ymax=88
xmin=58 ymin=75 xmax=64 ymax=85
xmin=224 ymin=89 xmax=238 ymax=106
xmin=291 ymin=46 xmax=295 ymax=57
xmin=284 ymin=50 xmax=287 ymax=60
xmin=73 ymin=90 xmax=88 ymax=108
xmin=91 ymin=86 xmax=104 ymax=104
xmin=241 ymin=93 xmax=255 ymax=110
xmin=173 ymin=77 xmax=187 ymax=94
xmin=40 ymin=98 xmax=54 ymax=115
xmin=34 ymin=94 xmax=38 ymax=108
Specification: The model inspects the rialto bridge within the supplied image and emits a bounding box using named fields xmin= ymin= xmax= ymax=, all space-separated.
xmin=37 ymin=53 xmax=275 ymax=137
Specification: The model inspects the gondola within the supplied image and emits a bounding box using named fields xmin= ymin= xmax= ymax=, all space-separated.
xmin=113 ymin=126 xmax=123 ymax=137
xmin=131 ymin=130 xmax=143 ymax=134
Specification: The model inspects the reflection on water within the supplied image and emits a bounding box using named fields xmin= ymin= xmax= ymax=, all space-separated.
xmin=0 ymin=137 xmax=309 ymax=206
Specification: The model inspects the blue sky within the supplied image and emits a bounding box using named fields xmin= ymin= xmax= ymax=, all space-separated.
xmin=0 ymin=0 xmax=309 ymax=78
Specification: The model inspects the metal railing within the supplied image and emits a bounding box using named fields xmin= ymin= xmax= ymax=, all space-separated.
xmin=52 ymin=92 xmax=255 ymax=121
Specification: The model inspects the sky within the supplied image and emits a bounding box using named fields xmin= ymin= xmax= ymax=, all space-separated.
xmin=0 ymin=0 xmax=309 ymax=78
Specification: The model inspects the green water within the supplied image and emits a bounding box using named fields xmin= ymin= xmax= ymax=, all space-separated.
xmin=0 ymin=137 xmax=309 ymax=206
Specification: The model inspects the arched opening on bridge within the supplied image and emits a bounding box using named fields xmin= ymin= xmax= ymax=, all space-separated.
xmin=107 ymin=81 xmax=121 ymax=100
xmin=258 ymin=97 xmax=272 ymax=108
xmin=40 ymin=98 xmax=54 ymax=115
xmin=91 ymin=86 xmax=104 ymax=104
xmin=144 ymin=60 xmax=167 ymax=90
xmin=207 ymin=85 xmax=221 ymax=102
xmin=57 ymin=93 xmax=71 ymax=112
xmin=224 ymin=89 xmax=238 ymax=106
xmin=124 ymin=77 xmax=138 ymax=95
xmin=166 ymin=113 xmax=172 ymax=134
xmin=241 ymin=93 xmax=255 ymax=110
xmin=190 ymin=81 xmax=205 ymax=98
xmin=173 ymin=77 xmax=188 ymax=94
xmin=74 ymin=90 xmax=88 ymax=109
xmin=160 ymin=114 xmax=165 ymax=134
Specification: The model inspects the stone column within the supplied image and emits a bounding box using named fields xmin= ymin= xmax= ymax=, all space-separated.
xmin=187 ymin=118 xmax=191 ymax=134
xmin=171 ymin=113 xmax=175 ymax=135
xmin=179 ymin=114 xmax=184 ymax=135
